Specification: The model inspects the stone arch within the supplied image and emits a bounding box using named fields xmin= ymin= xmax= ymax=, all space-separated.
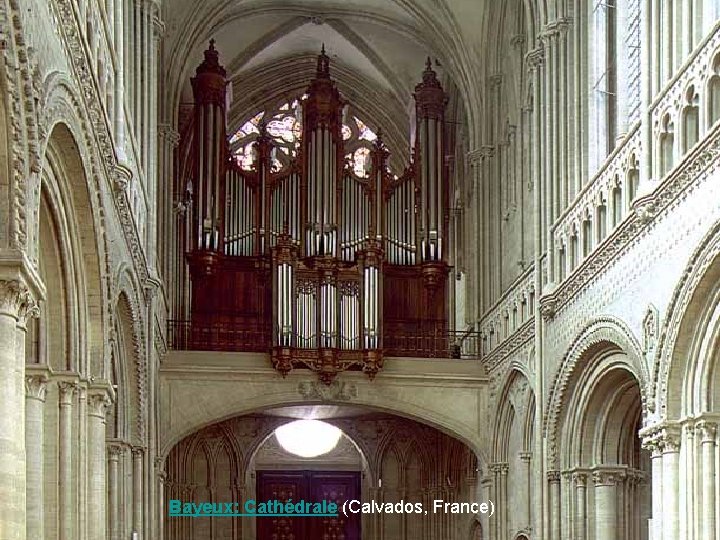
xmin=560 ymin=350 xmax=643 ymax=469
xmin=159 ymin=387 xmax=488 ymax=466
xmin=35 ymin=174 xmax=74 ymax=370
xmin=544 ymin=317 xmax=646 ymax=467
xmin=655 ymin=218 xmax=720 ymax=420
xmin=112 ymin=265 xmax=147 ymax=443
xmin=39 ymin=121 xmax=107 ymax=378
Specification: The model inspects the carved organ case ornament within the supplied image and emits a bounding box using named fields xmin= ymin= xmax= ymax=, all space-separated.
xmin=182 ymin=42 xmax=451 ymax=384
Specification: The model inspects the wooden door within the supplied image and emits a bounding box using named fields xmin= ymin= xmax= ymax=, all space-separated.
xmin=256 ymin=470 xmax=360 ymax=540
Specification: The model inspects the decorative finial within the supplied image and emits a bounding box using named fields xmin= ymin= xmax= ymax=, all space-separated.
xmin=317 ymin=44 xmax=330 ymax=77
xmin=209 ymin=38 xmax=216 ymax=51
xmin=425 ymin=56 xmax=432 ymax=71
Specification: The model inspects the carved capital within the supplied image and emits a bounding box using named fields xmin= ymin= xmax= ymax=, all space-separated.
xmin=0 ymin=279 xmax=36 ymax=320
xmin=132 ymin=446 xmax=145 ymax=459
xmin=696 ymin=421 xmax=717 ymax=444
xmin=572 ymin=472 xmax=587 ymax=487
xmin=525 ymin=47 xmax=544 ymax=70
xmin=592 ymin=469 xmax=625 ymax=487
xmin=547 ymin=470 xmax=561 ymax=483
xmin=107 ymin=442 xmax=127 ymax=460
xmin=57 ymin=380 xmax=79 ymax=406
xmin=25 ymin=373 xmax=49 ymax=402
xmin=519 ymin=451 xmax=532 ymax=463
xmin=158 ymin=124 xmax=180 ymax=147
xmin=87 ymin=388 xmax=113 ymax=419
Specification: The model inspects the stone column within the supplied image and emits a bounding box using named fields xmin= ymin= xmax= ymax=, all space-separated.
xmin=87 ymin=386 xmax=112 ymax=540
xmin=58 ymin=380 xmax=79 ymax=540
xmin=0 ymin=280 xmax=36 ymax=540
xmin=156 ymin=458 xmax=166 ymax=540
xmin=573 ymin=472 xmax=587 ymax=540
xmin=133 ymin=447 xmax=145 ymax=540
xmin=519 ymin=452 xmax=532 ymax=527
xmin=107 ymin=443 xmax=125 ymax=540
xmin=698 ymin=421 xmax=717 ymax=539
xmin=548 ymin=470 xmax=561 ymax=540
xmin=645 ymin=439 xmax=664 ymax=540
xmin=25 ymin=371 xmax=49 ymax=540
xmin=651 ymin=428 xmax=680 ymax=540
xmin=593 ymin=469 xmax=623 ymax=540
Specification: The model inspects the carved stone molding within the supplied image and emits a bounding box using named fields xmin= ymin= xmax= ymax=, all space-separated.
xmin=297 ymin=380 xmax=358 ymax=401
xmin=549 ymin=119 xmax=720 ymax=340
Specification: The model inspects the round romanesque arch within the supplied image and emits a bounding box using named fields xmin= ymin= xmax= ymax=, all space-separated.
xmin=38 ymin=120 xmax=108 ymax=378
xmin=654 ymin=218 xmax=720 ymax=421
xmin=544 ymin=316 xmax=646 ymax=467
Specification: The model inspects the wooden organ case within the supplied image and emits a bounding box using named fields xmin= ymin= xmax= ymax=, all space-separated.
xmin=179 ymin=43 xmax=451 ymax=383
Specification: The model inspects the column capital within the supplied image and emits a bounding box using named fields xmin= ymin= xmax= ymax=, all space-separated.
xmin=640 ymin=422 xmax=682 ymax=454
xmin=158 ymin=124 xmax=180 ymax=147
xmin=0 ymin=279 xmax=38 ymax=321
xmin=592 ymin=468 xmax=626 ymax=487
xmin=519 ymin=451 xmax=532 ymax=463
xmin=572 ymin=471 xmax=588 ymax=487
xmin=132 ymin=446 xmax=146 ymax=458
xmin=525 ymin=47 xmax=544 ymax=70
xmin=696 ymin=420 xmax=718 ymax=443
xmin=25 ymin=371 xmax=49 ymax=402
xmin=107 ymin=441 xmax=128 ymax=460
xmin=489 ymin=74 xmax=503 ymax=89
xmin=57 ymin=379 xmax=80 ymax=405
xmin=87 ymin=384 xmax=114 ymax=419
xmin=547 ymin=470 xmax=561 ymax=483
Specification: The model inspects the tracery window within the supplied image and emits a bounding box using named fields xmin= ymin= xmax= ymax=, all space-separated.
xmin=229 ymin=98 xmax=381 ymax=177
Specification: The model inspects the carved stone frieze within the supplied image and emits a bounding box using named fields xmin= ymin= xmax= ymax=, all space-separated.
xmin=297 ymin=380 xmax=358 ymax=401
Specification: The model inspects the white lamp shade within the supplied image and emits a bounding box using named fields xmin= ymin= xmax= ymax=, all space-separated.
xmin=274 ymin=420 xmax=343 ymax=458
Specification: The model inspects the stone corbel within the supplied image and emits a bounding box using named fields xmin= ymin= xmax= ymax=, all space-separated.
xmin=113 ymin=164 xmax=133 ymax=194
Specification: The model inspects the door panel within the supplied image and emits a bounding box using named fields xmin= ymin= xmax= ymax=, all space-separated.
xmin=256 ymin=470 xmax=361 ymax=540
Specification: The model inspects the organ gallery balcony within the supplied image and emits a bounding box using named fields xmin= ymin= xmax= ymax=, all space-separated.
xmin=167 ymin=318 xmax=482 ymax=360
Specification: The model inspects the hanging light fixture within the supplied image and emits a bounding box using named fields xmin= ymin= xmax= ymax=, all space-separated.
xmin=274 ymin=420 xmax=343 ymax=458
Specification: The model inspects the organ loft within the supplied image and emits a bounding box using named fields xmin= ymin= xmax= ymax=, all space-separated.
xmin=172 ymin=42 xmax=457 ymax=383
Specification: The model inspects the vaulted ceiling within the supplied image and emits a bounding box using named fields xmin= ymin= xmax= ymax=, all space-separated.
xmin=161 ymin=0 xmax=494 ymax=157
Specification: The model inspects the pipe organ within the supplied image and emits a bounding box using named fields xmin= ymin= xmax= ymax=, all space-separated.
xmin=179 ymin=43 xmax=451 ymax=383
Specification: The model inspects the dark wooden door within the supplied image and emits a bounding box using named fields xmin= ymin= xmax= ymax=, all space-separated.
xmin=256 ymin=470 xmax=360 ymax=540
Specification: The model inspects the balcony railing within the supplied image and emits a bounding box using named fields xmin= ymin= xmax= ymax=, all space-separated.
xmin=167 ymin=319 xmax=482 ymax=360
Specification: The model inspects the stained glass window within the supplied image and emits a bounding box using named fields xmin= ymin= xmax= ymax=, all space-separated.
xmin=230 ymin=98 xmax=384 ymax=178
